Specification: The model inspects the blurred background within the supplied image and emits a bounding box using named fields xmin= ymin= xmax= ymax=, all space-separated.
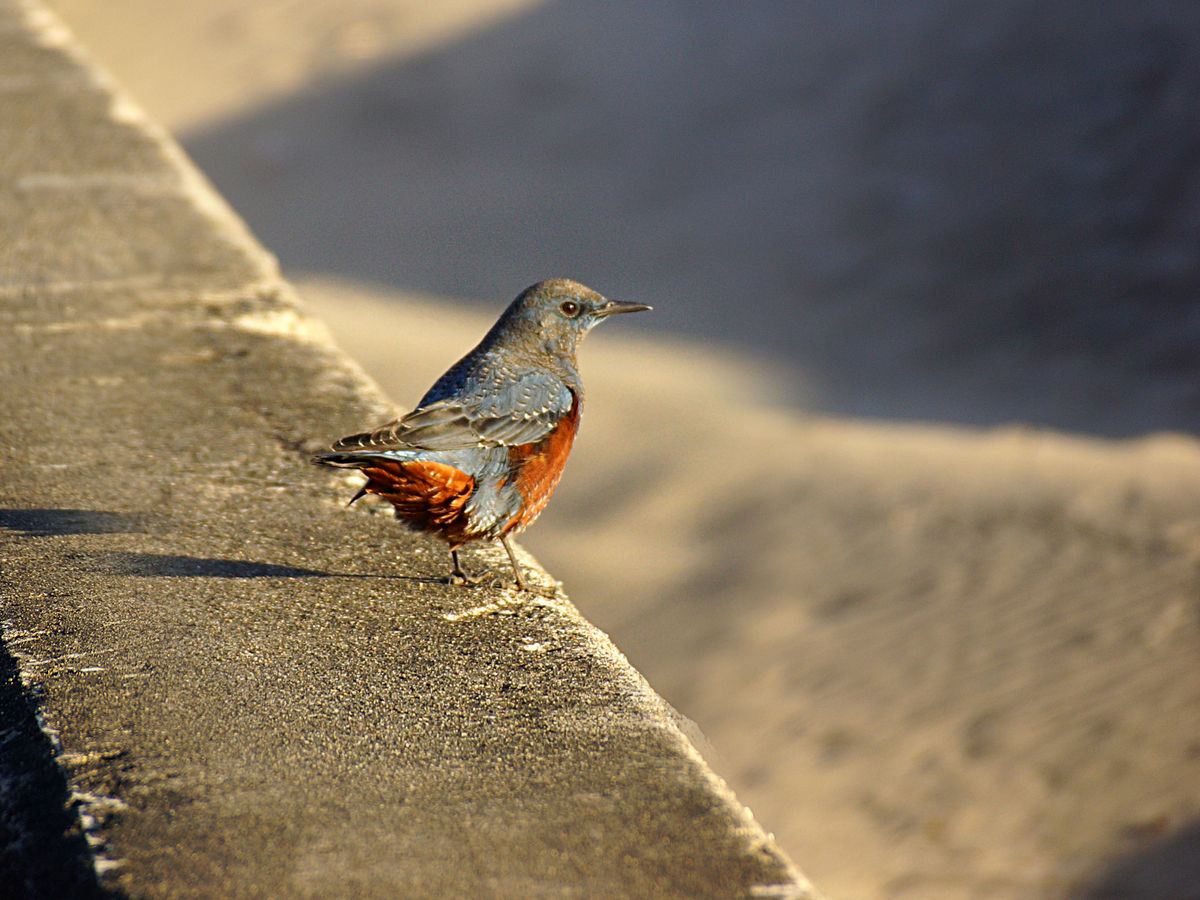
xmin=48 ymin=1 xmax=1200 ymax=896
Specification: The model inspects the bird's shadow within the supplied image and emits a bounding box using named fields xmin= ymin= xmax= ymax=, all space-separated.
xmin=89 ymin=553 xmax=334 ymax=579
xmin=84 ymin=552 xmax=441 ymax=583
xmin=0 ymin=508 xmax=445 ymax=583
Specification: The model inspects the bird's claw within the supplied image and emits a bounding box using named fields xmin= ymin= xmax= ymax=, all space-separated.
xmin=446 ymin=568 xmax=494 ymax=587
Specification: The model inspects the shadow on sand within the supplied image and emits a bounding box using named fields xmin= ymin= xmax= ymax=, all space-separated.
xmin=183 ymin=0 xmax=1200 ymax=435
xmin=1075 ymin=820 xmax=1200 ymax=899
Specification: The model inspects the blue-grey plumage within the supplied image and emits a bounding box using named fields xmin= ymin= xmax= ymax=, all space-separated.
xmin=314 ymin=278 xmax=651 ymax=589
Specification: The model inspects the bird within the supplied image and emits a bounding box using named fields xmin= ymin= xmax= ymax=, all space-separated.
xmin=314 ymin=279 xmax=651 ymax=591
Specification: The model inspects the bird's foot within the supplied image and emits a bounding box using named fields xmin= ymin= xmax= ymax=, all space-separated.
xmin=447 ymin=548 xmax=494 ymax=587
xmin=499 ymin=535 xmax=532 ymax=593
xmin=505 ymin=570 xmax=560 ymax=597
xmin=448 ymin=547 xmax=548 ymax=593
xmin=446 ymin=567 xmax=494 ymax=587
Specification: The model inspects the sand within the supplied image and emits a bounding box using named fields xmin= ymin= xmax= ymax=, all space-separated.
xmin=44 ymin=1 xmax=1200 ymax=896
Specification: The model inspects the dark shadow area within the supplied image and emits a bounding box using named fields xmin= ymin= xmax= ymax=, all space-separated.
xmin=0 ymin=509 xmax=145 ymax=537
xmin=88 ymin=553 xmax=333 ymax=579
xmin=83 ymin=552 xmax=442 ymax=583
xmin=183 ymin=0 xmax=1200 ymax=436
xmin=0 ymin=639 xmax=109 ymax=898
xmin=1076 ymin=820 xmax=1200 ymax=899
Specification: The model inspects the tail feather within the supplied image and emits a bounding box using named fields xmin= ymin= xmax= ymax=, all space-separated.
xmin=314 ymin=451 xmax=477 ymax=545
xmin=312 ymin=451 xmax=373 ymax=469
xmin=314 ymin=452 xmax=372 ymax=505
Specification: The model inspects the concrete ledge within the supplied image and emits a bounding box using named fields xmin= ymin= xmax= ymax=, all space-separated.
xmin=0 ymin=2 xmax=819 ymax=896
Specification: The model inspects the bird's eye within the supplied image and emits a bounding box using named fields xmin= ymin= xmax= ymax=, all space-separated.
xmin=559 ymin=300 xmax=582 ymax=318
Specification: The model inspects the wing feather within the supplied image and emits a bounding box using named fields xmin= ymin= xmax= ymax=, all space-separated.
xmin=331 ymin=369 xmax=574 ymax=452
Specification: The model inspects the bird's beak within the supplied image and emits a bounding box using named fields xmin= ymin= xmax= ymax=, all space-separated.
xmin=593 ymin=299 xmax=653 ymax=318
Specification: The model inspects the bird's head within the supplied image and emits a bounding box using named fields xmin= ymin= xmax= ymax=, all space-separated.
xmin=493 ymin=278 xmax=651 ymax=358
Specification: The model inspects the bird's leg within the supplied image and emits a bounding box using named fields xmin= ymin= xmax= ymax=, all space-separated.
xmin=447 ymin=548 xmax=490 ymax=586
xmin=500 ymin=534 xmax=529 ymax=591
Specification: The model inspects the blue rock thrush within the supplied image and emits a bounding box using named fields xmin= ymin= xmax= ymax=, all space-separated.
xmin=314 ymin=279 xmax=651 ymax=590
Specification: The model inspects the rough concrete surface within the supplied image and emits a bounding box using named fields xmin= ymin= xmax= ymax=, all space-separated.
xmin=33 ymin=1 xmax=1200 ymax=896
xmin=0 ymin=3 xmax=817 ymax=897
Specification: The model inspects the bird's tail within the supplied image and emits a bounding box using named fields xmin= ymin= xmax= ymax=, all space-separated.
xmin=313 ymin=451 xmax=378 ymax=506
xmin=312 ymin=451 xmax=374 ymax=469
xmin=313 ymin=450 xmax=475 ymax=517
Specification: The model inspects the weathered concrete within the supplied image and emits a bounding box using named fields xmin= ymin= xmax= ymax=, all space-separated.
xmin=0 ymin=2 xmax=818 ymax=897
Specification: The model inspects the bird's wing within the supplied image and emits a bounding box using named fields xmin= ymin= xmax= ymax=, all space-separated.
xmin=332 ymin=369 xmax=575 ymax=452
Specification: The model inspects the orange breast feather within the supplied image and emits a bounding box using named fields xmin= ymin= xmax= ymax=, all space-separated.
xmin=503 ymin=396 xmax=581 ymax=534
